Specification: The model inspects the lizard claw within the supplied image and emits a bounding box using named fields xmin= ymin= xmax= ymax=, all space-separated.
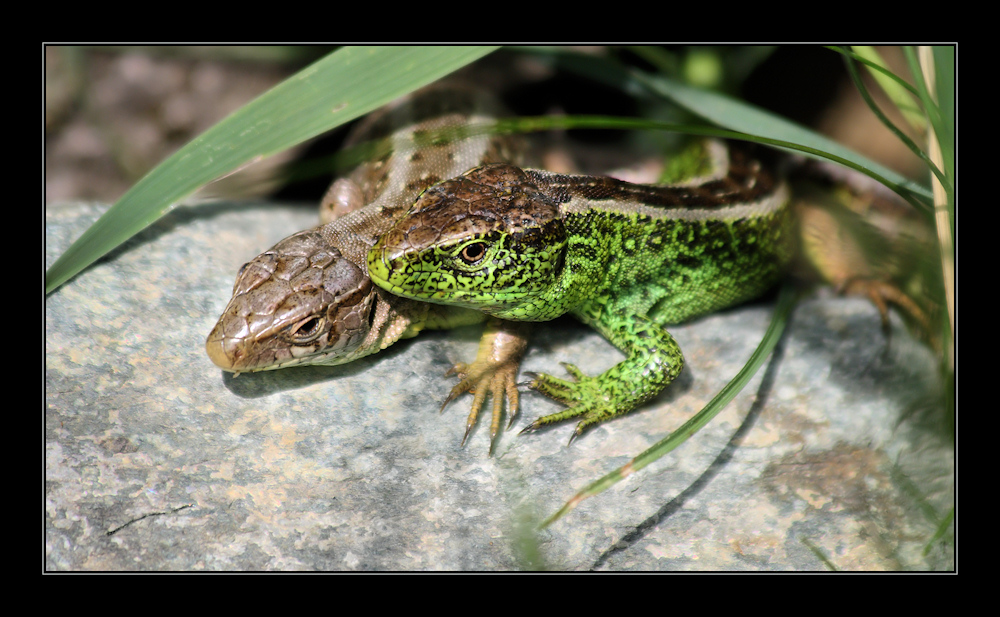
xmin=437 ymin=320 xmax=528 ymax=454
xmin=840 ymin=277 xmax=931 ymax=332
xmin=442 ymin=355 xmax=522 ymax=455
xmin=567 ymin=430 xmax=580 ymax=447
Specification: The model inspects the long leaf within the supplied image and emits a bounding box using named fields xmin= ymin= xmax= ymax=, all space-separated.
xmin=523 ymin=48 xmax=933 ymax=206
xmin=45 ymin=46 xmax=498 ymax=294
xmin=633 ymin=72 xmax=934 ymax=206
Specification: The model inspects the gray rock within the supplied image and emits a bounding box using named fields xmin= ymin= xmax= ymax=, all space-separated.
xmin=46 ymin=200 xmax=953 ymax=571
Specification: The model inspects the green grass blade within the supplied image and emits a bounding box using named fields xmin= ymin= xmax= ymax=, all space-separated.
xmin=801 ymin=537 xmax=839 ymax=571
xmin=845 ymin=46 xmax=926 ymax=131
xmin=632 ymin=72 xmax=933 ymax=205
xmin=524 ymin=49 xmax=932 ymax=205
xmin=839 ymin=49 xmax=950 ymax=192
xmin=497 ymin=113 xmax=931 ymax=213
xmin=930 ymin=47 xmax=954 ymax=161
xmin=827 ymin=46 xmax=923 ymax=102
xmin=923 ymin=507 xmax=954 ymax=557
xmin=903 ymin=46 xmax=950 ymax=152
xmin=45 ymin=46 xmax=498 ymax=294
xmin=541 ymin=283 xmax=798 ymax=527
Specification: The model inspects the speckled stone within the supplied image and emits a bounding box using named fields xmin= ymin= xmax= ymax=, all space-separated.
xmin=46 ymin=200 xmax=953 ymax=571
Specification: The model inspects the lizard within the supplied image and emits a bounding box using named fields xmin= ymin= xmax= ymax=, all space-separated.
xmin=366 ymin=138 xmax=934 ymax=440
xmin=205 ymin=85 xmax=529 ymax=453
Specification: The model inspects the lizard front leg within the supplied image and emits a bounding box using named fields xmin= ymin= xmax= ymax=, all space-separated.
xmin=442 ymin=318 xmax=530 ymax=454
xmin=521 ymin=304 xmax=684 ymax=443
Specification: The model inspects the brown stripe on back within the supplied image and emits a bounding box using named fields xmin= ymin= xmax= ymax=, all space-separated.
xmin=525 ymin=146 xmax=778 ymax=213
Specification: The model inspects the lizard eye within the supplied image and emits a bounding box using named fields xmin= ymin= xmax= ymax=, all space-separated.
xmin=459 ymin=242 xmax=487 ymax=265
xmin=288 ymin=315 xmax=326 ymax=344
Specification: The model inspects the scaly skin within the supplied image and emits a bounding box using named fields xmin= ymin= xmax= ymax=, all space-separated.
xmin=206 ymin=86 xmax=528 ymax=452
xmin=368 ymin=141 xmax=796 ymax=438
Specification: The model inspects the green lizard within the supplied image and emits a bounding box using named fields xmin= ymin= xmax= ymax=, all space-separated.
xmin=366 ymin=139 xmax=930 ymax=440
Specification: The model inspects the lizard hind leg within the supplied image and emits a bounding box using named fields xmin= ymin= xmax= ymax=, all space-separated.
xmin=793 ymin=196 xmax=938 ymax=349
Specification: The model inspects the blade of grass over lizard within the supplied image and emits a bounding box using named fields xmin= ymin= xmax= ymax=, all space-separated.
xmin=45 ymin=46 xmax=497 ymax=294
xmin=492 ymin=113 xmax=931 ymax=213
xmin=541 ymin=283 xmax=798 ymax=527
xmin=842 ymin=46 xmax=954 ymax=374
xmin=837 ymin=46 xmax=927 ymax=130
xmin=519 ymin=48 xmax=932 ymax=207
xmin=632 ymin=73 xmax=934 ymax=210
xmin=838 ymin=49 xmax=949 ymax=192
xmin=919 ymin=46 xmax=955 ymax=374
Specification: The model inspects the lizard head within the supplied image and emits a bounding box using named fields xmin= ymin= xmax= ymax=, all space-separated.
xmin=367 ymin=164 xmax=567 ymax=321
xmin=206 ymin=229 xmax=379 ymax=372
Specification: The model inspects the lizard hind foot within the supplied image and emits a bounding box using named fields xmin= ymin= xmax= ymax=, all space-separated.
xmin=839 ymin=277 xmax=935 ymax=349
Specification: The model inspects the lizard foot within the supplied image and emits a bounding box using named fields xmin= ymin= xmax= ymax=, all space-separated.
xmin=440 ymin=319 xmax=528 ymax=455
xmin=442 ymin=358 xmax=520 ymax=456
xmin=521 ymin=363 xmax=617 ymax=445
xmin=839 ymin=277 xmax=935 ymax=347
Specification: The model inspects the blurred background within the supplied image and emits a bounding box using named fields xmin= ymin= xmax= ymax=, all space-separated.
xmin=44 ymin=45 xmax=926 ymax=207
